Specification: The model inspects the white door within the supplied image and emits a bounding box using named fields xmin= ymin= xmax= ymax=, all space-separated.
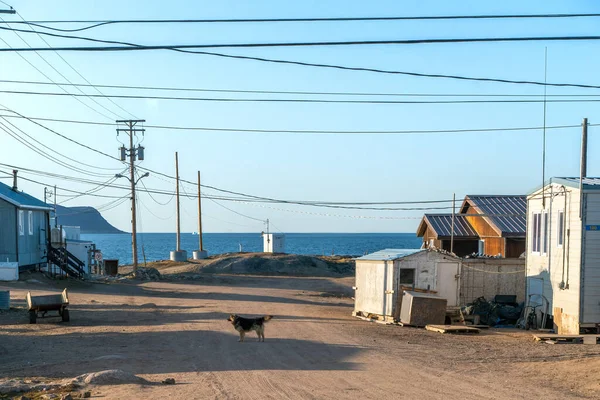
xmin=437 ymin=262 xmax=460 ymax=307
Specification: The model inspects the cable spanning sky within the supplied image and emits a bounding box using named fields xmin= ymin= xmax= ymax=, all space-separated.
xmin=0 ymin=0 xmax=598 ymax=233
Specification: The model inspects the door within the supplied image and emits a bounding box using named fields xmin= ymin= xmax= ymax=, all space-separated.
xmin=437 ymin=262 xmax=460 ymax=307
xmin=382 ymin=261 xmax=395 ymax=317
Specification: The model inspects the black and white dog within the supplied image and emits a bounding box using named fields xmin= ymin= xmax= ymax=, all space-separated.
xmin=227 ymin=314 xmax=273 ymax=342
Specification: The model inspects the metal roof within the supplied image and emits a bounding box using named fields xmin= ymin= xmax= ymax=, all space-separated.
xmin=530 ymin=177 xmax=600 ymax=192
xmin=356 ymin=248 xmax=423 ymax=261
xmin=464 ymin=195 xmax=526 ymax=237
xmin=0 ymin=181 xmax=53 ymax=211
xmin=421 ymin=214 xmax=478 ymax=238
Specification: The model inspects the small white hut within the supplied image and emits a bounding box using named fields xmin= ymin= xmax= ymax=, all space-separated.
xmin=352 ymin=249 xmax=460 ymax=322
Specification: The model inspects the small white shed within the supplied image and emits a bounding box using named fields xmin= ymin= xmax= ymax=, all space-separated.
xmin=526 ymin=177 xmax=600 ymax=334
xmin=353 ymin=249 xmax=460 ymax=322
xmin=263 ymin=233 xmax=285 ymax=253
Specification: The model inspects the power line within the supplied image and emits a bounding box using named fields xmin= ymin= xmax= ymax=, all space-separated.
xmin=0 ymin=119 xmax=117 ymax=178
xmin=0 ymin=107 xmax=123 ymax=161
xmin=0 ymin=111 xmax=591 ymax=135
xmin=0 ymin=111 xmax=551 ymax=209
xmin=4 ymin=36 xmax=600 ymax=54
xmin=7 ymin=13 xmax=600 ymax=31
xmin=8 ymin=78 xmax=600 ymax=97
xmin=6 ymin=89 xmax=600 ymax=104
xmin=4 ymin=25 xmax=600 ymax=90
xmin=0 ymin=17 xmax=118 ymax=120
xmin=8 ymin=11 xmax=138 ymax=120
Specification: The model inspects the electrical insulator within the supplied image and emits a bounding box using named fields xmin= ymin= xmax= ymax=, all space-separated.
xmin=119 ymin=146 xmax=127 ymax=161
xmin=137 ymin=146 xmax=145 ymax=161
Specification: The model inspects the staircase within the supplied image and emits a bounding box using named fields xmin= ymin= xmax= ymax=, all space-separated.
xmin=48 ymin=246 xmax=86 ymax=278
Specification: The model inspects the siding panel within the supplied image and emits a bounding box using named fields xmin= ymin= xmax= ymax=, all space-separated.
xmin=583 ymin=193 xmax=600 ymax=323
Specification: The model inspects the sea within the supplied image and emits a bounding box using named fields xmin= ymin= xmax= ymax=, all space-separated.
xmin=80 ymin=233 xmax=422 ymax=265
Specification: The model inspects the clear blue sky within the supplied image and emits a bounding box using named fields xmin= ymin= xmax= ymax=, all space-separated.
xmin=0 ymin=0 xmax=598 ymax=233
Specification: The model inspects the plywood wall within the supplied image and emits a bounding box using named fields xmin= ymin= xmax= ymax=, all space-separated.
xmin=460 ymin=259 xmax=526 ymax=305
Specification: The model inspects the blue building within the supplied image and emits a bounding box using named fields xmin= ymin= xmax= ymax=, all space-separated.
xmin=0 ymin=179 xmax=53 ymax=271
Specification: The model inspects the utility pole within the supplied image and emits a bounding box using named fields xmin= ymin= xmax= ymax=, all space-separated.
xmin=115 ymin=120 xmax=146 ymax=274
xmin=53 ymin=185 xmax=57 ymax=227
xmin=44 ymin=186 xmax=55 ymax=226
xmin=193 ymin=170 xmax=208 ymax=259
xmin=170 ymin=152 xmax=187 ymax=261
xmin=580 ymin=118 xmax=588 ymax=219
xmin=198 ymin=171 xmax=203 ymax=252
xmin=450 ymin=193 xmax=455 ymax=254
xmin=175 ymin=152 xmax=181 ymax=252
xmin=0 ymin=6 xmax=15 ymax=14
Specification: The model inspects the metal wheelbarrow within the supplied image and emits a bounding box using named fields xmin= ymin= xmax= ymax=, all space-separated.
xmin=26 ymin=288 xmax=70 ymax=324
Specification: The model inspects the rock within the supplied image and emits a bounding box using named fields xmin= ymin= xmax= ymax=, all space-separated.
xmin=162 ymin=378 xmax=175 ymax=385
xmin=72 ymin=370 xmax=148 ymax=386
xmin=139 ymin=303 xmax=157 ymax=309
xmin=18 ymin=396 xmax=31 ymax=400
xmin=62 ymin=394 xmax=73 ymax=400
xmin=133 ymin=268 xmax=161 ymax=281
xmin=83 ymin=391 xmax=91 ymax=398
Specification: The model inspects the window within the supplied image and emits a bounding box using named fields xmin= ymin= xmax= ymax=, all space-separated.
xmin=532 ymin=213 xmax=541 ymax=253
xmin=399 ymin=269 xmax=415 ymax=285
xmin=557 ymin=211 xmax=564 ymax=247
xmin=542 ymin=212 xmax=549 ymax=255
xmin=18 ymin=210 xmax=24 ymax=236
xmin=28 ymin=211 xmax=33 ymax=235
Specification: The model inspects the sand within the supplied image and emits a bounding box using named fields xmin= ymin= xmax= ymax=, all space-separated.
xmin=1 ymin=269 xmax=599 ymax=399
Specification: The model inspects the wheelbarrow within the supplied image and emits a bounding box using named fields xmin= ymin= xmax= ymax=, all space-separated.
xmin=26 ymin=288 xmax=70 ymax=324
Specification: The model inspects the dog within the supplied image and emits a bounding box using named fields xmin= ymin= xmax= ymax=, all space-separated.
xmin=227 ymin=314 xmax=273 ymax=342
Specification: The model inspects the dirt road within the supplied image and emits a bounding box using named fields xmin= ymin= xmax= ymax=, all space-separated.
xmin=1 ymin=273 xmax=599 ymax=399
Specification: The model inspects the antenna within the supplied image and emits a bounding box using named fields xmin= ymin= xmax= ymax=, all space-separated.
xmin=542 ymin=47 xmax=548 ymax=208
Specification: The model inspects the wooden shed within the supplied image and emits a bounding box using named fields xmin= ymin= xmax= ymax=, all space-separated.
xmin=353 ymin=249 xmax=460 ymax=322
xmin=0 ymin=180 xmax=52 ymax=271
xmin=417 ymin=195 xmax=526 ymax=258
xmin=526 ymin=177 xmax=600 ymax=334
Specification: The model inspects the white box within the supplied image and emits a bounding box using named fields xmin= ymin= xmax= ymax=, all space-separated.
xmin=0 ymin=262 xmax=19 ymax=281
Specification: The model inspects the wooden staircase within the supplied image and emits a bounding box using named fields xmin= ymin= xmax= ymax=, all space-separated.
xmin=48 ymin=246 xmax=86 ymax=278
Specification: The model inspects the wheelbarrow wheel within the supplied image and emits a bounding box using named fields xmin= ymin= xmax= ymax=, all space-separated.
xmin=61 ymin=309 xmax=70 ymax=322
xmin=29 ymin=310 xmax=37 ymax=324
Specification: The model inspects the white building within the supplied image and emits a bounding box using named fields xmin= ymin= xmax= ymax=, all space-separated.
xmin=263 ymin=233 xmax=285 ymax=253
xmin=526 ymin=177 xmax=600 ymax=334
xmin=353 ymin=249 xmax=460 ymax=322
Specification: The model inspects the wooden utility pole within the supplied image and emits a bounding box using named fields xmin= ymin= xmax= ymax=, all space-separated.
xmin=450 ymin=193 xmax=455 ymax=254
xmin=129 ymin=128 xmax=138 ymax=270
xmin=197 ymin=171 xmax=203 ymax=252
xmin=175 ymin=152 xmax=181 ymax=252
xmin=116 ymin=119 xmax=146 ymax=274
xmin=580 ymin=118 xmax=588 ymax=219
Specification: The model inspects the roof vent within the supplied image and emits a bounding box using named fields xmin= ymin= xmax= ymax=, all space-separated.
xmin=11 ymin=170 xmax=17 ymax=192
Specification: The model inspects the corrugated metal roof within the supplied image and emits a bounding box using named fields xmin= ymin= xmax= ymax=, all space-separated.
xmin=466 ymin=195 xmax=526 ymax=237
xmin=356 ymin=248 xmax=423 ymax=261
xmin=0 ymin=181 xmax=53 ymax=210
xmin=528 ymin=177 xmax=600 ymax=194
xmin=553 ymin=177 xmax=600 ymax=190
xmin=423 ymin=214 xmax=478 ymax=238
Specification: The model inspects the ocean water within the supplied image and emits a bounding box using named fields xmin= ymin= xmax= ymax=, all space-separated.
xmin=80 ymin=233 xmax=422 ymax=265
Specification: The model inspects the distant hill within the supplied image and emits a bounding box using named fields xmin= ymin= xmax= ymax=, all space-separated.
xmin=55 ymin=205 xmax=125 ymax=234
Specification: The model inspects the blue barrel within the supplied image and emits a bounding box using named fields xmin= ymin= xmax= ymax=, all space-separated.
xmin=0 ymin=290 xmax=9 ymax=310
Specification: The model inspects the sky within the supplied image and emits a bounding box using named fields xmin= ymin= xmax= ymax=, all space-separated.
xmin=0 ymin=0 xmax=599 ymax=234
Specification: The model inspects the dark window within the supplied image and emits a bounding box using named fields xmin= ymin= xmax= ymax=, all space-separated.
xmin=532 ymin=213 xmax=541 ymax=253
xmin=542 ymin=212 xmax=548 ymax=255
xmin=558 ymin=211 xmax=564 ymax=247
xmin=399 ymin=269 xmax=415 ymax=285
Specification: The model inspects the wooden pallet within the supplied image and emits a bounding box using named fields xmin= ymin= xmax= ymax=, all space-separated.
xmin=533 ymin=334 xmax=600 ymax=344
xmin=467 ymin=324 xmax=490 ymax=330
xmin=352 ymin=311 xmax=397 ymax=325
xmin=426 ymin=325 xmax=480 ymax=334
